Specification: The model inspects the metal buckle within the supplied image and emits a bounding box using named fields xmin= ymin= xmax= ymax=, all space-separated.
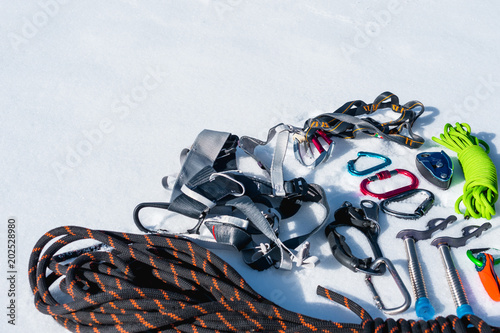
xmin=360 ymin=169 xmax=419 ymax=199
xmin=347 ymin=152 xmax=392 ymax=176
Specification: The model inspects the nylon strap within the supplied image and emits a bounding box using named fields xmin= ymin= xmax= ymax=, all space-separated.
xmin=302 ymin=91 xmax=425 ymax=148
xmin=239 ymin=123 xmax=303 ymax=196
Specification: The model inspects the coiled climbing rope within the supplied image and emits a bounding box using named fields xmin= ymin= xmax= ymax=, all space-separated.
xmin=433 ymin=122 xmax=498 ymax=219
xmin=29 ymin=226 xmax=499 ymax=333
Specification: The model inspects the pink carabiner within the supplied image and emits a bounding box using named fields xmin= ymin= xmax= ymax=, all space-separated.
xmin=360 ymin=169 xmax=419 ymax=199
xmin=311 ymin=130 xmax=332 ymax=153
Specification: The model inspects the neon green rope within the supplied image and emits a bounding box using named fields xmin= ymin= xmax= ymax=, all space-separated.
xmin=432 ymin=122 xmax=498 ymax=220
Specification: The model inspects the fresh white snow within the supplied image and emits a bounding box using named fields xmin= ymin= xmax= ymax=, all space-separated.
xmin=1 ymin=1 xmax=500 ymax=332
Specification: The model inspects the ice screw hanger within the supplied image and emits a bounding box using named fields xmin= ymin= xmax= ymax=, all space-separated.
xmin=396 ymin=215 xmax=457 ymax=320
xmin=347 ymin=152 xmax=392 ymax=176
xmin=430 ymin=222 xmax=492 ymax=318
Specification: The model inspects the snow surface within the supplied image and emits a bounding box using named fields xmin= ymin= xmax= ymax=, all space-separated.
xmin=2 ymin=1 xmax=500 ymax=331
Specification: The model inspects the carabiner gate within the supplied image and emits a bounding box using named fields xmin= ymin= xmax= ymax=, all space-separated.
xmin=365 ymin=257 xmax=412 ymax=315
xmin=347 ymin=152 xmax=392 ymax=176
xmin=293 ymin=130 xmax=335 ymax=168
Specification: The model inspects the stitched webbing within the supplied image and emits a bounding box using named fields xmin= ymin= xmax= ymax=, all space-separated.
xmin=30 ymin=226 xmax=499 ymax=333
xmin=303 ymin=91 xmax=425 ymax=149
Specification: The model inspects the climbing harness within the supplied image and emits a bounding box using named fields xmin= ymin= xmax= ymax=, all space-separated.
xmin=431 ymin=223 xmax=492 ymax=318
xmin=432 ymin=123 xmax=498 ymax=219
xmin=133 ymin=129 xmax=330 ymax=271
xmin=240 ymin=92 xmax=425 ymax=169
xmin=29 ymin=226 xmax=500 ymax=333
xmin=380 ymin=189 xmax=435 ymax=219
xmin=467 ymin=248 xmax=500 ymax=301
xmin=347 ymin=151 xmax=392 ymax=176
xmin=396 ymin=216 xmax=457 ymax=320
xmin=360 ymin=169 xmax=419 ymax=199
xmin=416 ymin=151 xmax=453 ymax=190
xmin=26 ymin=93 xmax=500 ymax=332
xmin=325 ymin=200 xmax=411 ymax=314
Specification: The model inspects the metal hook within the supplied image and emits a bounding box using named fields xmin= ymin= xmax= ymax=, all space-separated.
xmin=365 ymin=257 xmax=412 ymax=315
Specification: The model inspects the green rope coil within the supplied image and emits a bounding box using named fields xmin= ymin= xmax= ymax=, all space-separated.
xmin=432 ymin=122 xmax=498 ymax=220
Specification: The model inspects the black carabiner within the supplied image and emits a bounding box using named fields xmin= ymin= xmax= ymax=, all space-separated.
xmin=380 ymin=189 xmax=435 ymax=219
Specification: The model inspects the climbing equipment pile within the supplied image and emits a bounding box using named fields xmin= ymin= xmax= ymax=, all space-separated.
xmin=29 ymin=92 xmax=500 ymax=332
xmin=133 ymin=129 xmax=330 ymax=271
xmin=29 ymin=226 xmax=499 ymax=333
xmin=432 ymin=122 xmax=498 ymax=219
xmin=240 ymin=91 xmax=425 ymax=169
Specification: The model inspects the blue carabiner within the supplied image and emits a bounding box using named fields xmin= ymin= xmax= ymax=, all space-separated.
xmin=347 ymin=152 xmax=392 ymax=176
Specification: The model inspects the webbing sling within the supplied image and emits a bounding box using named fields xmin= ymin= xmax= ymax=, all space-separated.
xmin=239 ymin=92 xmax=425 ymax=170
xmin=29 ymin=226 xmax=500 ymax=333
xmin=303 ymin=91 xmax=425 ymax=148
xmin=134 ymin=129 xmax=330 ymax=271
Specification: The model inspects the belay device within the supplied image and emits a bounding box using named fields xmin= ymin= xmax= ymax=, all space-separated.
xmin=134 ymin=130 xmax=330 ymax=271
xmin=416 ymin=151 xmax=453 ymax=189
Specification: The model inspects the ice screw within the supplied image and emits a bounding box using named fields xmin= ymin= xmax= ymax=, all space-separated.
xmin=430 ymin=223 xmax=491 ymax=318
xmin=396 ymin=216 xmax=456 ymax=320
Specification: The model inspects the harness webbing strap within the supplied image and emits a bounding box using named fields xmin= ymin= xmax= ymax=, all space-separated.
xmin=134 ymin=129 xmax=330 ymax=271
xmin=239 ymin=123 xmax=300 ymax=196
xmin=29 ymin=226 xmax=499 ymax=333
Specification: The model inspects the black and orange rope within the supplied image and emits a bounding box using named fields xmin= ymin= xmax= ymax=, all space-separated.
xmin=29 ymin=226 xmax=500 ymax=333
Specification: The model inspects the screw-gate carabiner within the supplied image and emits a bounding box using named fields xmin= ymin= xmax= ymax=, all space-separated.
xmin=467 ymin=248 xmax=500 ymax=301
xmin=380 ymin=189 xmax=435 ymax=219
xmin=293 ymin=130 xmax=335 ymax=168
xmin=347 ymin=152 xmax=392 ymax=176
xmin=365 ymin=257 xmax=412 ymax=315
xmin=360 ymin=169 xmax=419 ymax=199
